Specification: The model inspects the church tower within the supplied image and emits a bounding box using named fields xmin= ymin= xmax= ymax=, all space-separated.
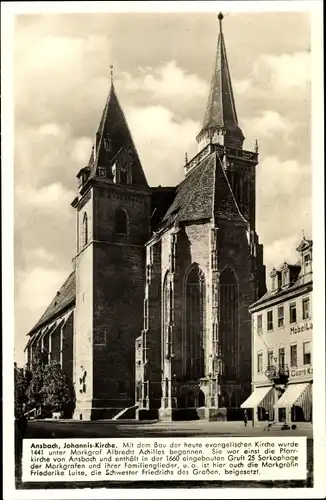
xmin=136 ymin=13 xmax=266 ymax=421
xmin=72 ymin=73 xmax=151 ymax=419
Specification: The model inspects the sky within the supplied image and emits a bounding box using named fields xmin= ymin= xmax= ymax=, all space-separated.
xmin=13 ymin=10 xmax=311 ymax=365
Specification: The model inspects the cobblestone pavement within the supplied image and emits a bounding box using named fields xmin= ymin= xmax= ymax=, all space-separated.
xmin=24 ymin=419 xmax=313 ymax=439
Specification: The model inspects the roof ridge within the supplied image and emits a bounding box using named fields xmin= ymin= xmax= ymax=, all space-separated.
xmin=27 ymin=270 xmax=76 ymax=335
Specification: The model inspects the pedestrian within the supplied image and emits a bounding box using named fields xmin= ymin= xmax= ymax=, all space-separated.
xmin=243 ymin=409 xmax=248 ymax=427
xmin=264 ymin=410 xmax=270 ymax=431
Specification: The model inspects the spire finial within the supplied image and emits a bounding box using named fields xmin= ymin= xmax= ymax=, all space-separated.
xmin=302 ymin=229 xmax=305 ymax=240
xmin=218 ymin=12 xmax=224 ymax=33
xmin=110 ymin=64 xmax=114 ymax=84
xmin=254 ymin=139 xmax=259 ymax=154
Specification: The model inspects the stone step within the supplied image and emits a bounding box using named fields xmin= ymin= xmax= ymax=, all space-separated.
xmin=112 ymin=403 xmax=139 ymax=420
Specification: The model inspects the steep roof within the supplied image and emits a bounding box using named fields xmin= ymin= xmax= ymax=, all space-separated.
xmin=161 ymin=154 xmax=216 ymax=228
xmin=159 ymin=151 xmax=246 ymax=230
xmin=150 ymin=186 xmax=176 ymax=232
xmin=197 ymin=13 xmax=244 ymax=145
xmin=251 ymin=273 xmax=312 ymax=310
xmin=87 ymin=81 xmax=148 ymax=186
xmin=250 ymin=241 xmax=313 ymax=311
xmin=28 ymin=271 xmax=76 ymax=335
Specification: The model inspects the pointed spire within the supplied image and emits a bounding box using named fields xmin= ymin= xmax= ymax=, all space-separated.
xmin=197 ymin=13 xmax=244 ymax=149
xmin=84 ymin=73 xmax=148 ymax=187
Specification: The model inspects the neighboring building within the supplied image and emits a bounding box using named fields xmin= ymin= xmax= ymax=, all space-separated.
xmin=242 ymin=237 xmax=313 ymax=425
xmin=24 ymin=13 xmax=266 ymax=421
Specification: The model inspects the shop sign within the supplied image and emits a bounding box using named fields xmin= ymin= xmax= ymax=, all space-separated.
xmin=290 ymin=322 xmax=313 ymax=335
xmin=291 ymin=367 xmax=313 ymax=378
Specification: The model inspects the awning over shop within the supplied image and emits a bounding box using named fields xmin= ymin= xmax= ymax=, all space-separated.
xmin=241 ymin=386 xmax=273 ymax=408
xmin=274 ymin=382 xmax=311 ymax=408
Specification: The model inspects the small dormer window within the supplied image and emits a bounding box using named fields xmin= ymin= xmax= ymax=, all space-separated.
xmin=104 ymin=136 xmax=112 ymax=152
xmin=282 ymin=270 xmax=289 ymax=286
xmin=303 ymin=251 xmax=312 ymax=275
xmin=98 ymin=166 xmax=106 ymax=177
xmin=270 ymin=268 xmax=277 ymax=291
xmin=281 ymin=263 xmax=290 ymax=287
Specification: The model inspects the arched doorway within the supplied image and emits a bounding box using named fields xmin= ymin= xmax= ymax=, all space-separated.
xmin=187 ymin=391 xmax=195 ymax=408
xmin=198 ymin=390 xmax=205 ymax=407
xmin=231 ymin=392 xmax=237 ymax=407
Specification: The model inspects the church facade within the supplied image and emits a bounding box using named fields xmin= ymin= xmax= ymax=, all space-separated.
xmin=24 ymin=14 xmax=266 ymax=421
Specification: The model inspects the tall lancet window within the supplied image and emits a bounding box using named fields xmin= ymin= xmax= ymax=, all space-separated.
xmin=219 ymin=267 xmax=239 ymax=379
xmin=162 ymin=273 xmax=170 ymax=360
xmin=183 ymin=264 xmax=206 ymax=380
xmin=82 ymin=212 xmax=88 ymax=247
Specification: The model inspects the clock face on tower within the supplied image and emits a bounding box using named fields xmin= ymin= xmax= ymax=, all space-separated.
xmin=98 ymin=167 xmax=106 ymax=177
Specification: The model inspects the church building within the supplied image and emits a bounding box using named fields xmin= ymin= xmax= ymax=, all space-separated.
xmin=24 ymin=13 xmax=266 ymax=421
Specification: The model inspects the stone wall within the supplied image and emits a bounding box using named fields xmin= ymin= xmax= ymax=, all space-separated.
xmin=72 ymin=184 xmax=151 ymax=419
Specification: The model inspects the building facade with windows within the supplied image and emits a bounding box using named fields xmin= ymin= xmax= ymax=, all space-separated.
xmin=24 ymin=14 xmax=266 ymax=421
xmin=242 ymin=237 xmax=313 ymax=425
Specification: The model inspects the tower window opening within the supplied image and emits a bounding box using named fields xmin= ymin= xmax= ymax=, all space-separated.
xmin=115 ymin=208 xmax=128 ymax=236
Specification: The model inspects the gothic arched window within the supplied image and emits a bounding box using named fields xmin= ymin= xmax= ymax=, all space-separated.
xmin=82 ymin=212 xmax=88 ymax=247
xmin=115 ymin=208 xmax=128 ymax=236
xmin=162 ymin=273 xmax=170 ymax=360
xmin=219 ymin=267 xmax=239 ymax=379
xmin=183 ymin=264 xmax=206 ymax=380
